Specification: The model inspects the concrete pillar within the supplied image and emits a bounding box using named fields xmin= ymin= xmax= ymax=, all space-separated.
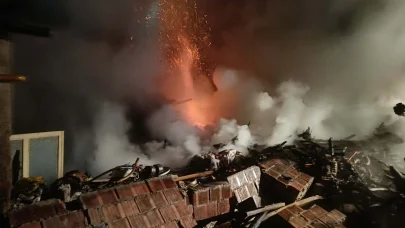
xmin=0 ymin=39 xmax=12 ymax=213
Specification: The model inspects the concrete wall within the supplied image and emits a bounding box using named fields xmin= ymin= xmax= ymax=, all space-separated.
xmin=0 ymin=39 xmax=12 ymax=213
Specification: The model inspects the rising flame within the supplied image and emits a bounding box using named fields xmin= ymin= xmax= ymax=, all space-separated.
xmin=156 ymin=0 xmax=216 ymax=127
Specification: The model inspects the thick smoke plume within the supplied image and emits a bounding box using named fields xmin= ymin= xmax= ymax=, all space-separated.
xmin=12 ymin=0 xmax=405 ymax=174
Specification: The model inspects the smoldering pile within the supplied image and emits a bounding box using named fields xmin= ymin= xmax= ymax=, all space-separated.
xmin=7 ymin=114 xmax=405 ymax=228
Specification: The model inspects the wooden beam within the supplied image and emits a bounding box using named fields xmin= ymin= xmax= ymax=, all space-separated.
xmin=0 ymin=74 xmax=26 ymax=83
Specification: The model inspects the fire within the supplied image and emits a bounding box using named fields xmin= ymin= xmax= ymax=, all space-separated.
xmin=156 ymin=0 xmax=217 ymax=127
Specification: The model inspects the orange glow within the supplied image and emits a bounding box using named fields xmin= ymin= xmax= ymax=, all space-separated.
xmin=157 ymin=0 xmax=220 ymax=127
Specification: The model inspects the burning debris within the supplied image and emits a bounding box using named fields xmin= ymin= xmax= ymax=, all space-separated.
xmin=5 ymin=123 xmax=405 ymax=228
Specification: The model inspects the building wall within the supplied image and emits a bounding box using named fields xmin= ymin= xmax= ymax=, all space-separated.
xmin=0 ymin=39 xmax=12 ymax=213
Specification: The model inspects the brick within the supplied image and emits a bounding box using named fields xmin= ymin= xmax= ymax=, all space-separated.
xmin=193 ymin=204 xmax=207 ymax=221
xmin=98 ymin=189 xmax=119 ymax=205
xmin=216 ymin=221 xmax=232 ymax=228
xmin=308 ymin=205 xmax=328 ymax=218
xmin=163 ymin=188 xmax=183 ymax=204
xmin=127 ymin=214 xmax=150 ymax=228
xmin=289 ymin=215 xmax=308 ymax=227
xmin=190 ymin=186 xmax=209 ymax=206
xmin=159 ymin=205 xmax=180 ymax=222
xmin=115 ymin=182 xmax=150 ymax=200
xmin=327 ymin=210 xmax=346 ymax=223
xmin=217 ymin=199 xmax=230 ymax=215
xmin=8 ymin=199 xmax=65 ymax=227
xmin=42 ymin=211 xmax=86 ymax=228
xmin=150 ymin=191 xmax=168 ymax=208
xmin=80 ymin=192 xmax=102 ymax=209
xmin=206 ymin=202 xmax=218 ymax=219
xmin=64 ymin=211 xmax=87 ymax=227
xmin=161 ymin=177 xmax=177 ymax=189
xmin=147 ymin=178 xmax=165 ymax=192
xmin=108 ymin=218 xmax=131 ymax=228
xmin=318 ymin=213 xmax=338 ymax=227
xmin=42 ymin=215 xmax=64 ymax=228
xmin=209 ymin=185 xmax=221 ymax=202
xmin=234 ymin=185 xmax=250 ymax=202
xmin=287 ymin=205 xmax=304 ymax=215
xmin=301 ymin=209 xmax=319 ymax=222
xmin=180 ymin=215 xmax=197 ymax=228
xmin=278 ymin=209 xmax=294 ymax=220
xmin=135 ymin=194 xmax=156 ymax=213
xmin=174 ymin=200 xmax=193 ymax=218
xmin=144 ymin=209 xmax=165 ymax=227
xmin=221 ymin=184 xmax=232 ymax=199
xmin=120 ymin=200 xmax=140 ymax=217
xmin=87 ymin=208 xmax=103 ymax=225
xmin=227 ymin=171 xmax=248 ymax=190
xmin=101 ymin=203 xmax=125 ymax=222
xmin=160 ymin=221 xmax=179 ymax=228
xmin=19 ymin=221 xmax=42 ymax=228
xmin=243 ymin=166 xmax=261 ymax=183
xmin=310 ymin=219 xmax=329 ymax=228
xmin=289 ymin=181 xmax=305 ymax=192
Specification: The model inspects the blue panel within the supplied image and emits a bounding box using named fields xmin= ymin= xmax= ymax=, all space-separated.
xmin=29 ymin=137 xmax=59 ymax=184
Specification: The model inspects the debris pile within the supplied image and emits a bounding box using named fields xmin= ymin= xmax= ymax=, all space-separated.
xmin=5 ymin=125 xmax=405 ymax=227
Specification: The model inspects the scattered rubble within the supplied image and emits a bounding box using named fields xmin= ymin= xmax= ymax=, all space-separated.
xmin=5 ymin=125 xmax=405 ymax=227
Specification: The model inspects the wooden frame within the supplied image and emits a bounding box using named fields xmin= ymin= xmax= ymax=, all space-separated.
xmin=10 ymin=131 xmax=64 ymax=178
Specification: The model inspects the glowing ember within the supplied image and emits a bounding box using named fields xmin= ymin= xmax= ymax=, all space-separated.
xmin=156 ymin=0 xmax=215 ymax=126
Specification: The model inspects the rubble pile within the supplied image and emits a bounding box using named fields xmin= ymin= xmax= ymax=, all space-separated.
xmin=5 ymin=125 xmax=405 ymax=227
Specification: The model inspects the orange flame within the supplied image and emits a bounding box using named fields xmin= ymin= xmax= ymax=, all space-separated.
xmin=157 ymin=0 xmax=217 ymax=128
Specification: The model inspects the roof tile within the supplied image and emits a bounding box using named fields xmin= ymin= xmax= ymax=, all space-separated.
xmin=144 ymin=209 xmax=165 ymax=227
xmin=120 ymin=200 xmax=140 ymax=217
xmin=147 ymin=178 xmax=165 ymax=192
xmin=179 ymin=215 xmax=197 ymax=228
xmin=115 ymin=182 xmax=150 ymax=200
xmin=87 ymin=208 xmax=103 ymax=225
xmin=150 ymin=191 xmax=168 ymax=208
xmin=217 ymin=199 xmax=230 ymax=215
xmin=108 ymin=218 xmax=131 ymax=228
xmin=159 ymin=205 xmax=180 ymax=223
xmin=127 ymin=214 xmax=151 ymax=228
xmin=19 ymin=221 xmax=42 ymax=228
xmin=173 ymin=200 xmax=192 ymax=218
xmin=163 ymin=188 xmax=183 ymax=204
xmin=160 ymin=221 xmax=179 ymax=228
xmin=101 ymin=203 xmax=125 ymax=222
xmin=8 ymin=199 xmax=65 ymax=227
xmin=135 ymin=194 xmax=156 ymax=213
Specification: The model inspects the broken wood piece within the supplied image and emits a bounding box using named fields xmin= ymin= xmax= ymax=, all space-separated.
xmin=262 ymin=195 xmax=323 ymax=221
xmin=246 ymin=202 xmax=286 ymax=217
xmin=174 ymin=170 xmax=214 ymax=182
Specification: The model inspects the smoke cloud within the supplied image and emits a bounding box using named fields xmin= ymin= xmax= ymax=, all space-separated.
xmin=12 ymin=0 xmax=405 ymax=174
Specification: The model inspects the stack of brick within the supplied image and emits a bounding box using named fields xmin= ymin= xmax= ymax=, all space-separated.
xmin=226 ymin=166 xmax=261 ymax=207
xmin=260 ymin=159 xmax=314 ymax=203
xmin=81 ymin=176 xmax=196 ymax=228
xmin=189 ymin=182 xmax=232 ymax=221
xmin=7 ymin=199 xmax=77 ymax=228
xmin=271 ymin=204 xmax=346 ymax=228
xmin=8 ymin=176 xmax=197 ymax=228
